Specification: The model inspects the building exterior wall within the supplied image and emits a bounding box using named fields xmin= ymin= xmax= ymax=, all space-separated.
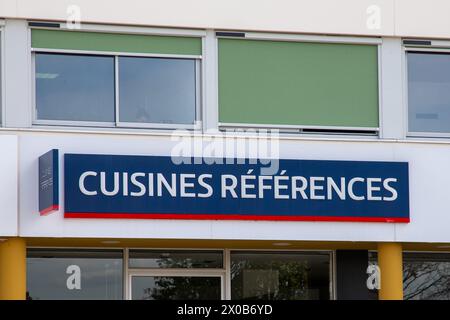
xmin=1 ymin=0 xmax=450 ymax=39
xmin=1 ymin=1 xmax=450 ymax=300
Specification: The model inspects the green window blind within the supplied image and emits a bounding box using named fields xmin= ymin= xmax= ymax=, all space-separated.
xmin=31 ymin=29 xmax=202 ymax=56
xmin=218 ymin=38 xmax=379 ymax=128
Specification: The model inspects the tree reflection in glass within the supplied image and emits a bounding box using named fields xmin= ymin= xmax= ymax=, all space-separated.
xmin=131 ymin=253 xmax=222 ymax=300
xmin=231 ymin=252 xmax=330 ymax=300
xmin=403 ymin=257 xmax=450 ymax=300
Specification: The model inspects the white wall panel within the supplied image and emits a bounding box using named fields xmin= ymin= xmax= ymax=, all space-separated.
xmin=3 ymin=1 xmax=450 ymax=39
xmin=393 ymin=143 xmax=450 ymax=242
xmin=395 ymin=0 xmax=450 ymax=39
xmin=379 ymin=38 xmax=405 ymax=139
xmin=18 ymin=132 xmax=450 ymax=243
xmin=3 ymin=19 xmax=31 ymax=128
xmin=2 ymin=0 xmax=394 ymax=36
xmin=0 ymin=135 xmax=18 ymax=236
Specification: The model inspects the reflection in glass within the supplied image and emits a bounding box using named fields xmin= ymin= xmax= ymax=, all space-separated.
xmin=129 ymin=250 xmax=223 ymax=269
xmin=407 ymin=52 xmax=450 ymax=133
xmin=27 ymin=249 xmax=123 ymax=300
xmin=119 ymin=57 xmax=196 ymax=125
xmin=132 ymin=276 xmax=221 ymax=300
xmin=403 ymin=253 xmax=450 ymax=300
xmin=369 ymin=252 xmax=450 ymax=300
xmin=35 ymin=53 xmax=115 ymax=122
xmin=231 ymin=252 xmax=330 ymax=300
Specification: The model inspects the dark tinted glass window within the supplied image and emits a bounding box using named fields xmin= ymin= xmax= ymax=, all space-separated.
xmin=129 ymin=250 xmax=223 ymax=269
xmin=231 ymin=251 xmax=330 ymax=300
xmin=403 ymin=253 xmax=450 ymax=300
xmin=369 ymin=251 xmax=450 ymax=300
xmin=132 ymin=276 xmax=221 ymax=300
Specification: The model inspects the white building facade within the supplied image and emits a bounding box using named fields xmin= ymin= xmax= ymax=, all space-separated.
xmin=1 ymin=0 xmax=450 ymax=300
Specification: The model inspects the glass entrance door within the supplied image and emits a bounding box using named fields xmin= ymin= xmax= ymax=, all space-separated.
xmin=130 ymin=274 xmax=223 ymax=300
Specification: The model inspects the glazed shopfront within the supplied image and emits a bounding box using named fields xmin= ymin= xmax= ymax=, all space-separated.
xmin=26 ymin=248 xmax=332 ymax=300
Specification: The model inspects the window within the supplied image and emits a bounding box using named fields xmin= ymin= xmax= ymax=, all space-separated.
xmin=131 ymin=276 xmax=221 ymax=300
xmin=403 ymin=253 xmax=450 ymax=300
xmin=119 ymin=57 xmax=197 ymax=125
xmin=369 ymin=252 xmax=450 ymax=300
xmin=35 ymin=53 xmax=115 ymax=123
xmin=407 ymin=51 xmax=450 ymax=135
xmin=218 ymin=35 xmax=380 ymax=134
xmin=128 ymin=250 xmax=223 ymax=268
xmin=32 ymin=28 xmax=202 ymax=129
xmin=230 ymin=251 xmax=331 ymax=300
xmin=128 ymin=250 xmax=224 ymax=300
xmin=27 ymin=249 xmax=123 ymax=300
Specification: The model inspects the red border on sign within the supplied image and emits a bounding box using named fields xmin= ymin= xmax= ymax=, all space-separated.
xmin=40 ymin=205 xmax=59 ymax=216
xmin=64 ymin=212 xmax=409 ymax=223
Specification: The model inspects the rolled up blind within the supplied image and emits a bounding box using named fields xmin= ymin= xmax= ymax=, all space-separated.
xmin=31 ymin=29 xmax=202 ymax=56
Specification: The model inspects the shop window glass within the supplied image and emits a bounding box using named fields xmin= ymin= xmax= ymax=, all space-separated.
xmin=230 ymin=251 xmax=330 ymax=300
xmin=27 ymin=249 xmax=123 ymax=300
xmin=131 ymin=276 xmax=221 ymax=300
xmin=403 ymin=253 xmax=450 ymax=300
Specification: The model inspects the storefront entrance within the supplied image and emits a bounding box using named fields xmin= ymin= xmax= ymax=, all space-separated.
xmin=27 ymin=248 xmax=332 ymax=300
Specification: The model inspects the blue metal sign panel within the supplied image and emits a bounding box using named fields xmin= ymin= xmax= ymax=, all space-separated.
xmin=39 ymin=149 xmax=59 ymax=215
xmin=64 ymin=154 xmax=409 ymax=222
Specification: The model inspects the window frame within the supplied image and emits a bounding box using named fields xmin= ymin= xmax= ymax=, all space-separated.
xmin=215 ymin=31 xmax=383 ymax=136
xmin=403 ymin=43 xmax=450 ymax=138
xmin=30 ymin=25 xmax=204 ymax=131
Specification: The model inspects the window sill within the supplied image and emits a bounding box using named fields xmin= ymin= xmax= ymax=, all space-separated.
xmin=3 ymin=125 xmax=450 ymax=146
xmin=0 ymin=125 xmax=383 ymax=144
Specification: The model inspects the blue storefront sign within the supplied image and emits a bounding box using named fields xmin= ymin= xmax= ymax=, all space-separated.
xmin=64 ymin=154 xmax=409 ymax=222
xmin=38 ymin=149 xmax=59 ymax=215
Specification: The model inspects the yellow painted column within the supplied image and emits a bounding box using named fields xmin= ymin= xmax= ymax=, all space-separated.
xmin=377 ymin=242 xmax=403 ymax=300
xmin=0 ymin=238 xmax=27 ymax=300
